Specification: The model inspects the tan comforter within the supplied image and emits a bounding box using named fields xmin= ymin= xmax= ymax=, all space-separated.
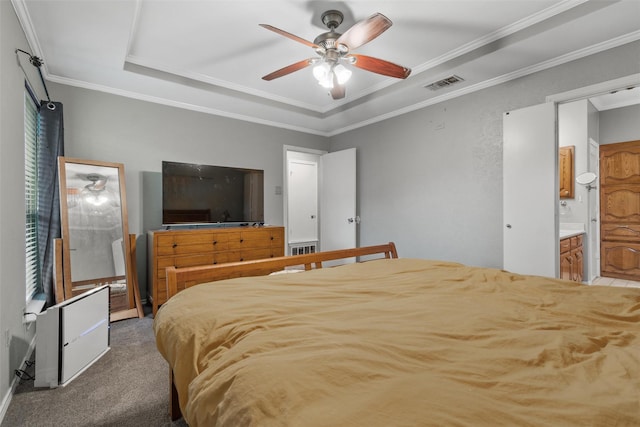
xmin=154 ymin=258 xmax=640 ymax=426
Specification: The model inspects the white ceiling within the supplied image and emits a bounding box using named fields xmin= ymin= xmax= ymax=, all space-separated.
xmin=13 ymin=0 xmax=640 ymax=136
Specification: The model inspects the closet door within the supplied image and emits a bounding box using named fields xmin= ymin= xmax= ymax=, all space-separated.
xmin=503 ymin=103 xmax=557 ymax=277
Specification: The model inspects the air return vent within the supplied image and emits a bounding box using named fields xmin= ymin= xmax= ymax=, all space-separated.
xmin=425 ymin=75 xmax=464 ymax=91
xmin=290 ymin=242 xmax=317 ymax=256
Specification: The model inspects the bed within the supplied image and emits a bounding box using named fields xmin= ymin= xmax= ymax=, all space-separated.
xmin=153 ymin=243 xmax=640 ymax=426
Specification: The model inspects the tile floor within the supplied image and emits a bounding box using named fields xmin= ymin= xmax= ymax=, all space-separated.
xmin=591 ymin=276 xmax=640 ymax=288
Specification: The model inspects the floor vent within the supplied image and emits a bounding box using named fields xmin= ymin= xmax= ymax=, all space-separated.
xmin=425 ymin=75 xmax=464 ymax=91
xmin=290 ymin=242 xmax=317 ymax=256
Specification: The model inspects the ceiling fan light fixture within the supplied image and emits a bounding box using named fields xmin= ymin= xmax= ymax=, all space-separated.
xmin=318 ymin=75 xmax=334 ymax=89
xmin=313 ymin=62 xmax=334 ymax=88
xmin=260 ymin=10 xmax=410 ymax=99
xmin=334 ymin=64 xmax=352 ymax=84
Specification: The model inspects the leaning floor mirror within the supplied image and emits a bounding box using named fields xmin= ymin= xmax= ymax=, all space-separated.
xmin=58 ymin=157 xmax=143 ymax=321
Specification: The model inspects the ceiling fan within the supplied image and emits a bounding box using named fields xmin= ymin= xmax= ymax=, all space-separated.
xmin=260 ymin=10 xmax=411 ymax=100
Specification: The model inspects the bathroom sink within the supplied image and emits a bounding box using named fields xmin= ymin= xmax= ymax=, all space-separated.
xmin=559 ymin=223 xmax=585 ymax=239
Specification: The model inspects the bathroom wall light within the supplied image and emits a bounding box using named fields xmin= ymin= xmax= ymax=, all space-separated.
xmin=576 ymin=172 xmax=597 ymax=191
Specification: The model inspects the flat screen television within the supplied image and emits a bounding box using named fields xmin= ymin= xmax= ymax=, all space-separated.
xmin=162 ymin=161 xmax=264 ymax=226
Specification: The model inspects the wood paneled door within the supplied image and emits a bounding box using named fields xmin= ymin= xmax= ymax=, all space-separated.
xmin=600 ymin=140 xmax=640 ymax=280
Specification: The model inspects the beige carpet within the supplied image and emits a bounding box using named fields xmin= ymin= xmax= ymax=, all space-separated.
xmin=2 ymin=314 xmax=188 ymax=427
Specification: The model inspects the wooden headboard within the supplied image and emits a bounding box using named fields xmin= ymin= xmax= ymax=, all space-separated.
xmin=165 ymin=242 xmax=398 ymax=300
xmin=163 ymin=241 xmax=397 ymax=421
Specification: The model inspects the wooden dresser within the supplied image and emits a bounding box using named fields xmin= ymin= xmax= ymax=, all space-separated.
xmin=147 ymin=226 xmax=284 ymax=315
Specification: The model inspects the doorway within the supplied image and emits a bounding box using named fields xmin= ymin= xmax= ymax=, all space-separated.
xmin=283 ymin=147 xmax=358 ymax=256
xmin=503 ymin=74 xmax=640 ymax=279
xmin=284 ymin=148 xmax=323 ymax=256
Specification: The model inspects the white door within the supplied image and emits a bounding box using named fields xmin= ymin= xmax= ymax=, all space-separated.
xmin=287 ymin=160 xmax=318 ymax=243
xmin=320 ymin=148 xmax=357 ymax=252
xmin=503 ymin=102 xmax=557 ymax=277
xmin=587 ymin=138 xmax=600 ymax=282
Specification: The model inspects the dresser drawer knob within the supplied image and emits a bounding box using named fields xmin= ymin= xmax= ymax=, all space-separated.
xmin=213 ymin=240 xmax=217 ymax=245
xmin=240 ymin=239 xmax=244 ymax=243
xmin=172 ymin=243 xmax=177 ymax=248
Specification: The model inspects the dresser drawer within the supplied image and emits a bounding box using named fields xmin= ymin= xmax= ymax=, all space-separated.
xmin=156 ymin=232 xmax=232 ymax=255
xmin=148 ymin=226 xmax=284 ymax=316
xmin=242 ymin=247 xmax=277 ymax=261
xmin=157 ymin=255 xmax=212 ymax=280
xmin=156 ymin=253 xmax=233 ymax=278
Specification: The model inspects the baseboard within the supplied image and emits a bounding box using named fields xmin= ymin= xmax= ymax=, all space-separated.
xmin=0 ymin=334 xmax=37 ymax=424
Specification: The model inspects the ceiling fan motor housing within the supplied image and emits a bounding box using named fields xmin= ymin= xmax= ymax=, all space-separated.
xmin=314 ymin=32 xmax=341 ymax=52
xmin=321 ymin=10 xmax=343 ymax=30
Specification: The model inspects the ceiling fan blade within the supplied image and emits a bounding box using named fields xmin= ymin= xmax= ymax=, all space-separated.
xmin=259 ymin=24 xmax=319 ymax=49
xmin=262 ymin=59 xmax=313 ymax=81
xmin=330 ymin=74 xmax=346 ymax=99
xmin=336 ymin=13 xmax=392 ymax=51
xmin=350 ymin=54 xmax=411 ymax=79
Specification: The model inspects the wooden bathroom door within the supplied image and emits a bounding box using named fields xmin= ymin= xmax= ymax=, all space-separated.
xmin=600 ymin=140 xmax=640 ymax=280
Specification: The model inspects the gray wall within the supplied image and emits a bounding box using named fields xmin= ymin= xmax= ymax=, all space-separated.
xmin=48 ymin=83 xmax=329 ymax=300
xmin=600 ymin=104 xmax=640 ymax=145
xmin=330 ymin=41 xmax=640 ymax=268
xmin=0 ymin=1 xmax=47 ymax=416
xmin=1 ymin=2 xmax=639 ymax=417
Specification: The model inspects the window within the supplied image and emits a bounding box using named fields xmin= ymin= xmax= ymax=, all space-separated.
xmin=25 ymin=91 xmax=41 ymax=301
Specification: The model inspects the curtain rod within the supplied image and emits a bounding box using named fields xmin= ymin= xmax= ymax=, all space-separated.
xmin=15 ymin=48 xmax=56 ymax=110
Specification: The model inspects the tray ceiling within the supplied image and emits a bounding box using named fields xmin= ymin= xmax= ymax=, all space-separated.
xmin=13 ymin=0 xmax=640 ymax=136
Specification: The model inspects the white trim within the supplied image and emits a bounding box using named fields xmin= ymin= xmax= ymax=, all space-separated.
xmin=0 ymin=335 xmax=36 ymax=424
xmin=10 ymin=0 xmax=46 ymax=72
xmin=328 ymin=32 xmax=640 ymax=137
xmin=411 ymin=0 xmax=588 ymax=76
xmin=283 ymin=146 xmax=327 ymax=252
xmin=12 ymin=0 xmax=640 ymax=137
xmin=45 ymin=74 xmax=332 ymax=137
xmin=546 ymin=73 xmax=640 ymax=104
xmin=23 ymin=295 xmax=46 ymax=324
xmin=124 ymin=56 xmax=325 ymax=113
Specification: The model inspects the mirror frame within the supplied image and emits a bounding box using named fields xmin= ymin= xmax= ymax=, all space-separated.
xmin=58 ymin=157 xmax=142 ymax=321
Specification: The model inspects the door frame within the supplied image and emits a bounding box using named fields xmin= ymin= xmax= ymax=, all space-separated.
xmin=283 ymin=146 xmax=327 ymax=255
xmin=546 ymin=74 xmax=640 ymax=106
xmin=587 ymin=138 xmax=600 ymax=282
xmin=546 ymin=73 xmax=640 ymax=279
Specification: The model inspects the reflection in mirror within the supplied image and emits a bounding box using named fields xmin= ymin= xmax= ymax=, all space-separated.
xmin=58 ymin=157 xmax=142 ymax=321
xmin=559 ymin=146 xmax=574 ymax=199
